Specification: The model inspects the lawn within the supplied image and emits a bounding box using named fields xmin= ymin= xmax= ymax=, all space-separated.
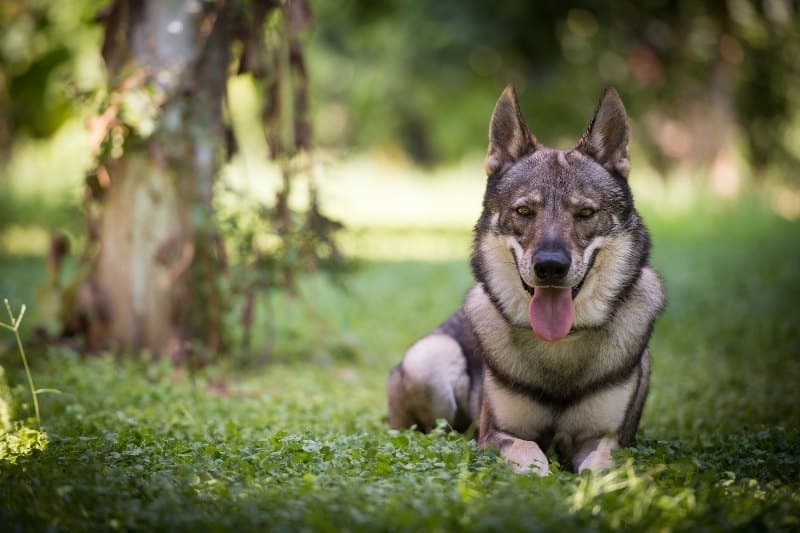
xmin=1 ymin=191 xmax=799 ymax=530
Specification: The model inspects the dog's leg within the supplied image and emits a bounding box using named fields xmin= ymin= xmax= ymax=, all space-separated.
xmin=387 ymin=334 xmax=470 ymax=431
xmin=571 ymin=435 xmax=619 ymax=473
xmin=618 ymin=349 xmax=651 ymax=446
xmin=569 ymin=352 xmax=649 ymax=473
xmin=478 ymin=398 xmax=550 ymax=476
xmin=558 ymin=364 xmax=642 ymax=473
xmin=387 ymin=364 xmax=416 ymax=429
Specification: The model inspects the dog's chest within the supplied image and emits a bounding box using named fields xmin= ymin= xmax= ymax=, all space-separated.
xmin=508 ymin=326 xmax=600 ymax=378
xmin=475 ymin=267 xmax=664 ymax=395
xmin=485 ymin=367 xmax=637 ymax=443
xmin=466 ymin=284 xmax=606 ymax=389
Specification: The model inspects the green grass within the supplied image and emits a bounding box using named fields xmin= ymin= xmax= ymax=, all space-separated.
xmin=1 ymin=201 xmax=799 ymax=531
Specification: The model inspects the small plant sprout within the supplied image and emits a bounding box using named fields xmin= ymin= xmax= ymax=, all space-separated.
xmin=1 ymin=298 xmax=40 ymax=425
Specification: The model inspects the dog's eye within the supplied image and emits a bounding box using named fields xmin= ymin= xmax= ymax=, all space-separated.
xmin=577 ymin=207 xmax=595 ymax=219
xmin=515 ymin=206 xmax=533 ymax=217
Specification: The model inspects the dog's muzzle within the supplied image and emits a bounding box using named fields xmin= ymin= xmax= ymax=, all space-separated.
xmin=519 ymin=247 xmax=601 ymax=299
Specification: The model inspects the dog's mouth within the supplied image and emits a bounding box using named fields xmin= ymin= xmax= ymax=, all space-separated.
xmin=519 ymin=279 xmax=581 ymax=299
xmin=518 ymin=248 xmax=600 ymax=342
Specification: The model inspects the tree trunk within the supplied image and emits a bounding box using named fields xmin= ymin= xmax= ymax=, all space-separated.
xmin=86 ymin=0 xmax=230 ymax=357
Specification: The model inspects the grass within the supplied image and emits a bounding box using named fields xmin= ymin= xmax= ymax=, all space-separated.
xmin=0 ymin=195 xmax=799 ymax=530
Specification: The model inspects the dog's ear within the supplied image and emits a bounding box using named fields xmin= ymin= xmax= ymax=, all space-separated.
xmin=576 ymin=86 xmax=630 ymax=179
xmin=486 ymin=85 xmax=536 ymax=176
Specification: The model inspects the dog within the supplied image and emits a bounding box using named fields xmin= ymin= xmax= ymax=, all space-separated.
xmin=387 ymin=85 xmax=665 ymax=475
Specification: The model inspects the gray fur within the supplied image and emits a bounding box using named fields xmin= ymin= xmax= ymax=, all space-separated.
xmin=387 ymin=85 xmax=665 ymax=475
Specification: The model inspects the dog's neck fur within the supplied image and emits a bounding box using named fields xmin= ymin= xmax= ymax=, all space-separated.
xmin=465 ymin=264 xmax=663 ymax=406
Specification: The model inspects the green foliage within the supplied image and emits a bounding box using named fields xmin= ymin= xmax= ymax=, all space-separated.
xmin=0 ymin=201 xmax=798 ymax=529
xmin=216 ymin=172 xmax=348 ymax=355
xmin=0 ymin=424 xmax=47 ymax=465
xmin=0 ymin=0 xmax=105 ymax=138
xmin=0 ymin=1 xmax=104 ymax=236
xmin=310 ymin=0 xmax=800 ymax=173
xmin=0 ymin=306 xmax=48 ymax=468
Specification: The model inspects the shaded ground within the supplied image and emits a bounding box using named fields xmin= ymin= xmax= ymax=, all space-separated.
xmin=0 ymin=202 xmax=799 ymax=530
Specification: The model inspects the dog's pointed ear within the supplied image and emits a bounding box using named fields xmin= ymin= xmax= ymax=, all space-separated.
xmin=486 ymin=85 xmax=536 ymax=176
xmin=576 ymin=86 xmax=630 ymax=179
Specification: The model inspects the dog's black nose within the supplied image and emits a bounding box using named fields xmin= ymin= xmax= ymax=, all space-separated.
xmin=533 ymin=248 xmax=571 ymax=282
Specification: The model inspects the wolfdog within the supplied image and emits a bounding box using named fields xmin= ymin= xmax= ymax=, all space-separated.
xmin=387 ymin=86 xmax=665 ymax=475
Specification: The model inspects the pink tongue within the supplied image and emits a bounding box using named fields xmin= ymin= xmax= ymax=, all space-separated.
xmin=529 ymin=287 xmax=575 ymax=342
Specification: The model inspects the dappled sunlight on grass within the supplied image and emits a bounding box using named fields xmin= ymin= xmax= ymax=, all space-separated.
xmin=224 ymin=146 xmax=767 ymax=238
xmin=341 ymin=228 xmax=472 ymax=261
xmin=315 ymin=153 xmax=486 ymax=231
xmin=569 ymin=460 xmax=697 ymax=527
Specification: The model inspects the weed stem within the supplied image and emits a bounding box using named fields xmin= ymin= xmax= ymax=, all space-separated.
xmin=2 ymin=299 xmax=40 ymax=425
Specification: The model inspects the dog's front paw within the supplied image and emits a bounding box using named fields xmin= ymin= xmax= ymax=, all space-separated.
xmin=573 ymin=436 xmax=619 ymax=473
xmin=576 ymin=449 xmax=613 ymax=473
xmin=502 ymin=439 xmax=550 ymax=476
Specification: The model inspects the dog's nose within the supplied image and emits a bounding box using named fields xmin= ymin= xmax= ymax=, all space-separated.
xmin=533 ymin=248 xmax=571 ymax=282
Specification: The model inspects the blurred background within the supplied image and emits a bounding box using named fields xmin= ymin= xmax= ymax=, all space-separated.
xmin=0 ymin=0 xmax=798 ymax=363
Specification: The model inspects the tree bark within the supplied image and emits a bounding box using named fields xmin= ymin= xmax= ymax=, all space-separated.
xmin=86 ymin=0 xmax=230 ymax=356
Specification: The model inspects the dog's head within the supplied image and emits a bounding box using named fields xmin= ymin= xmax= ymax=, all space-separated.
xmin=472 ymin=86 xmax=648 ymax=342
